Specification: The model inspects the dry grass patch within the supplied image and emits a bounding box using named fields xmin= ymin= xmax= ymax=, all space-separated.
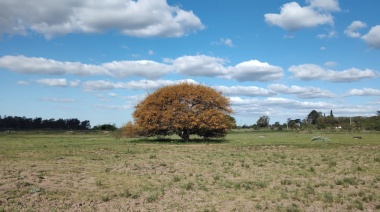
xmin=0 ymin=131 xmax=379 ymax=211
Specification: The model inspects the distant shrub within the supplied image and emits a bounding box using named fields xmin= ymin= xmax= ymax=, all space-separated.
xmin=310 ymin=136 xmax=330 ymax=142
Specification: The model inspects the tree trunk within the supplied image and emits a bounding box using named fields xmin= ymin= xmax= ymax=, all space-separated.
xmin=180 ymin=130 xmax=190 ymax=142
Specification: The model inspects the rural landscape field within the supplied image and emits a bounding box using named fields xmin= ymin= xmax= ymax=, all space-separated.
xmin=1 ymin=130 xmax=379 ymax=211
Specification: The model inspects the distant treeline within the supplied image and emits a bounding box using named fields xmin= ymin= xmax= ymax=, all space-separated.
xmin=0 ymin=115 xmax=91 ymax=130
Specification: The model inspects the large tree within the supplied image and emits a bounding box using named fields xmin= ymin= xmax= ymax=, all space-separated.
xmin=132 ymin=83 xmax=233 ymax=141
xmin=256 ymin=116 xmax=270 ymax=128
xmin=307 ymin=110 xmax=322 ymax=125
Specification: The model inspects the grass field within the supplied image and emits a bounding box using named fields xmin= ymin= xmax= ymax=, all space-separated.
xmin=0 ymin=130 xmax=379 ymax=211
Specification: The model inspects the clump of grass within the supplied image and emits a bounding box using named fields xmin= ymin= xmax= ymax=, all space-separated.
xmin=286 ymin=203 xmax=301 ymax=212
xmin=309 ymin=166 xmax=316 ymax=173
xmin=29 ymin=186 xmax=42 ymax=194
xmin=322 ymin=192 xmax=334 ymax=203
xmin=146 ymin=192 xmax=160 ymax=203
xmin=101 ymin=194 xmax=111 ymax=202
xmin=310 ymin=136 xmax=330 ymax=142
xmin=336 ymin=177 xmax=358 ymax=186
xmin=183 ymin=182 xmax=195 ymax=190
xmin=173 ymin=175 xmax=182 ymax=182
xmin=347 ymin=200 xmax=364 ymax=210
xmin=328 ymin=160 xmax=337 ymax=168
xmin=281 ymin=179 xmax=292 ymax=185
xmin=95 ymin=179 xmax=103 ymax=187
xmin=120 ymin=188 xmax=132 ymax=198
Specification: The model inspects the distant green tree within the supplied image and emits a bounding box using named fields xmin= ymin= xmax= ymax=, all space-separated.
xmin=330 ymin=110 xmax=334 ymax=117
xmin=307 ymin=110 xmax=321 ymax=125
xmin=257 ymin=116 xmax=270 ymax=128
xmin=93 ymin=124 xmax=117 ymax=131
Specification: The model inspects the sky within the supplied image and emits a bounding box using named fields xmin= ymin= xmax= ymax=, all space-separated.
xmin=0 ymin=0 xmax=379 ymax=127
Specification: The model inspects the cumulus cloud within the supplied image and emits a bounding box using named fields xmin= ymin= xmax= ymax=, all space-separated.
xmin=102 ymin=60 xmax=172 ymax=79
xmin=230 ymin=96 xmax=333 ymax=110
xmin=317 ymin=30 xmax=336 ymax=39
xmin=268 ymin=84 xmax=335 ymax=98
xmin=361 ymin=25 xmax=380 ymax=49
xmin=307 ymin=0 xmax=340 ymax=11
xmin=346 ymin=88 xmax=380 ymax=96
xmin=0 ymin=55 xmax=171 ymax=79
xmin=125 ymin=79 xmax=197 ymax=90
xmin=1 ymin=55 xmax=284 ymax=82
xmin=289 ymin=64 xmax=378 ymax=82
xmin=0 ymin=55 xmax=109 ymax=76
xmin=211 ymin=38 xmax=234 ymax=47
xmin=264 ymin=2 xmax=334 ymax=31
xmin=226 ymin=60 xmax=284 ymax=82
xmin=82 ymin=79 xmax=197 ymax=91
xmin=82 ymin=80 xmax=128 ymax=91
xmin=35 ymin=78 xmax=67 ymax=87
xmin=171 ymin=55 xmax=228 ymax=77
xmin=344 ymin=21 xmax=367 ymax=38
xmin=0 ymin=0 xmax=204 ymax=38
xmin=221 ymin=38 xmax=234 ymax=47
xmin=214 ymin=86 xmax=276 ymax=97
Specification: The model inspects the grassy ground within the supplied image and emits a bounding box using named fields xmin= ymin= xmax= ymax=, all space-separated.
xmin=0 ymin=130 xmax=379 ymax=211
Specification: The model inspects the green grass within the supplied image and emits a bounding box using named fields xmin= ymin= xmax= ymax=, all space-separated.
xmin=0 ymin=130 xmax=379 ymax=211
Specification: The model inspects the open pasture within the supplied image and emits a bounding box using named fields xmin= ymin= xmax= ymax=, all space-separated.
xmin=0 ymin=131 xmax=379 ymax=211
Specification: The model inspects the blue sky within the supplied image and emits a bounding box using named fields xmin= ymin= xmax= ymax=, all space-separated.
xmin=0 ymin=0 xmax=379 ymax=127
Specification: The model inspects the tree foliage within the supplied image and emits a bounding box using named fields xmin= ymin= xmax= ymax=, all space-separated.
xmin=131 ymin=83 xmax=233 ymax=141
xmin=307 ymin=110 xmax=321 ymax=124
xmin=0 ymin=115 xmax=91 ymax=130
xmin=92 ymin=124 xmax=117 ymax=131
xmin=256 ymin=116 xmax=270 ymax=128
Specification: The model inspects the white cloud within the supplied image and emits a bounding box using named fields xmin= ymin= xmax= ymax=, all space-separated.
xmin=0 ymin=0 xmax=204 ymax=38
xmin=317 ymin=30 xmax=336 ymax=39
xmin=264 ymin=2 xmax=334 ymax=31
xmin=324 ymin=61 xmax=337 ymax=67
xmin=0 ymin=55 xmax=171 ymax=79
xmin=82 ymin=80 xmax=127 ymax=91
xmin=17 ymin=81 xmax=30 ymax=85
xmin=124 ymin=79 xmax=197 ymax=90
xmin=268 ymin=84 xmax=335 ymax=98
xmin=82 ymin=79 xmax=197 ymax=91
xmin=344 ymin=21 xmax=367 ymax=38
xmin=40 ymin=98 xmax=77 ymax=103
xmin=108 ymin=93 xmax=117 ymax=97
xmin=230 ymin=96 xmax=334 ymax=115
xmin=148 ymin=50 xmax=154 ymax=55
xmin=102 ymin=60 xmax=172 ymax=79
xmin=214 ymin=85 xmax=276 ymax=97
xmin=308 ymin=0 xmax=340 ymax=11
xmin=69 ymin=80 xmax=81 ymax=87
xmin=361 ymin=25 xmax=380 ymax=49
xmin=0 ymin=55 xmax=109 ymax=76
xmin=227 ymin=60 xmax=284 ymax=82
xmin=94 ymin=104 xmax=131 ymax=110
xmin=221 ymin=38 xmax=234 ymax=47
xmin=36 ymin=78 xmax=67 ymax=87
xmin=172 ymin=55 xmax=228 ymax=77
xmin=289 ymin=64 xmax=378 ymax=82
xmin=346 ymin=88 xmax=380 ymax=96
xmin=1 ymin=55 xmax=283 ymax=82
